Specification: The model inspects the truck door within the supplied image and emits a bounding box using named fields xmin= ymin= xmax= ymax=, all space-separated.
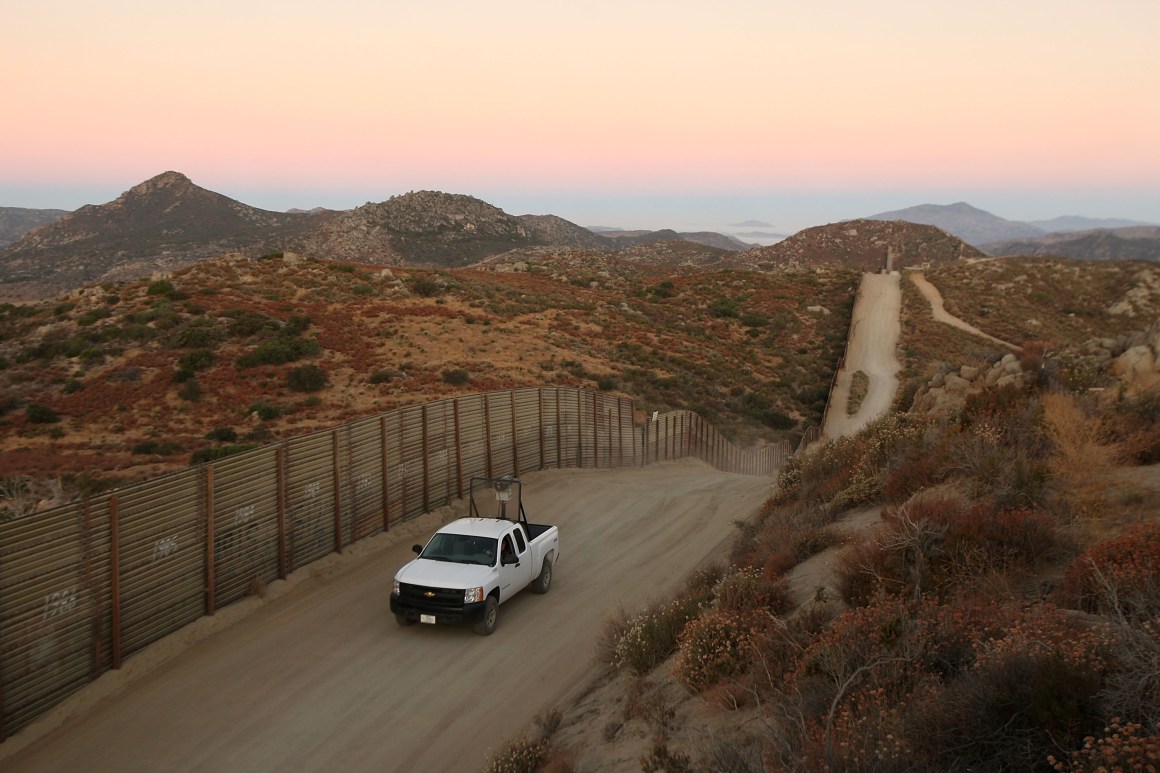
xmin=497 ymin=531 xmax=532 ymax=598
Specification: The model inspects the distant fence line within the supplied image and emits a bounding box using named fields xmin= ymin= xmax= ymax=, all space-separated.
xmin=0 ymin=387 xmax=789 ymax=741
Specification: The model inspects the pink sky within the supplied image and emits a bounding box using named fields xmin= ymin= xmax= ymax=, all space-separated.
xmin=3 ymin=1 xmax=1158 ymax=230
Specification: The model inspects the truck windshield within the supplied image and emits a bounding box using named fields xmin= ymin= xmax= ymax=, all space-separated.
xmin=420 ymin=533 xmax=498 ymax=566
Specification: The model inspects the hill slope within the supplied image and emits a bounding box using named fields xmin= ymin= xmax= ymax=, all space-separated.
xmin=984 ymin=226 xmax=1160 ymax=262
xmin=868 ymin=202 xmax=1044 ymax=245
xmin=0 ymin=207 xmax=70 ymax=248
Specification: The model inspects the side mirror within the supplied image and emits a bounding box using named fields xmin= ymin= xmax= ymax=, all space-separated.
xmin=412 ymin=544 xmax=422 ymax=555
xmin=502 ymin=554 xmax=518 ymax=566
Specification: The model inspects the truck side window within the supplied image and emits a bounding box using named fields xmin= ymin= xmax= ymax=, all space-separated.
xmin=513 ymin=529 xmax=526 ymax=553
xmin=501 ymin=535 xmax=515 ymax=562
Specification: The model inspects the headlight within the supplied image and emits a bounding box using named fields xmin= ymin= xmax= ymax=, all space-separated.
xmin=393 ymin=580 xmax=400 ymax=596
xmin=464 ymin=586 xmax=484 ymax=604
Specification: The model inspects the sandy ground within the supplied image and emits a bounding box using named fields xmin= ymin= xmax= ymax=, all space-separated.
xmin=0 ymin=460 xmax=773 ymax=773
xmin=823 ymin=272 xmax=902 ymax=439
xmin=909 ymin=272 xmax=1020 ymax=351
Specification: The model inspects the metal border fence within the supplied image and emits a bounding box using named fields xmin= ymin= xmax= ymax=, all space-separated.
xmin=0 ymin=387 xmax=788 ymax=741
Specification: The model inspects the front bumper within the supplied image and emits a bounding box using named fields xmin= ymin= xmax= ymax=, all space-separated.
xmin=390 ymin=594 xmax=489 ymax=625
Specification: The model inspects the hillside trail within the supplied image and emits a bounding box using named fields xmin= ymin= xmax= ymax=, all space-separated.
xmin=909 ymin=271 xmax=1020 ymax=351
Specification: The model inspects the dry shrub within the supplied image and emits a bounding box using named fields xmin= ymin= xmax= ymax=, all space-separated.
xmin=484 ymin=736 xmax=550 ymax=773
xmin=1042 ymin=391 xmax=1120 ymax=519
xmin=683 ymin=563 xmax=724 ymax=604
xmin=762 ymin=549 xmax=798 ymax=579
xmin=613 ymin=596 xmax=703 ymax=675
xmin=1049 ymin=718 xmax=1160 ymax=772
xmin=1055 ymin=523 xmax=1160 ymax=620
xmin=836 ymin=498 xmax=1058 ymax=605
xmin=672 ymin=611 xmax=756 ymax=692
xmin=1109 ymin=390 xmax=1160 ymax=464
xmin=905 ymin=605 xmax=1111 ymax=771
xmin=715 ymin=566 xmax=793 ymax=616
xmin=882 ymin=446 xmax=950 ymax=504
xmin=594 ymin=606 xmax=630 ymax=671
xmin=792 ymin=523 xmax=846 ymax=561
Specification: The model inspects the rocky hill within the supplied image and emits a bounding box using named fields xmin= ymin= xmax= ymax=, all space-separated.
xmin=735 ymin=218 xmax=981 ymax=271
xmin=0 ymin=207 xmax=70 ymax=248
xmin=984 ymin=226 xmax=1160 ymax=262
xmin=0 ymin=172 xmax=317 ymax=298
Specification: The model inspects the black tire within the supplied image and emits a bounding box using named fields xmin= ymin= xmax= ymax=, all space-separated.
xmin=473 ymin=596 xmax=498 ymax=636
xmin=395 ymin=613 xmax=415 ymax=627
xmin=532 ymin=558 xmax=553 ymax=594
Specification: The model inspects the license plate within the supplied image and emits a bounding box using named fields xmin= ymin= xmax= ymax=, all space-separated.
xmin=420 ymin=614 xmax=436 ymax=624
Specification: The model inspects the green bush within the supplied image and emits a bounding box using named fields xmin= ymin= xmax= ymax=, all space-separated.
xmin=178 ymin=349 xmax=213 ymax=372
xmin=236 ymin=336 xmax=320 ymax=368
xmin=225 ymin=310 xmax=275 ymax=337
xmin=283 ymin=315 xmax=311 ymax=336
xmin=62 ymin=379 xmax=85 ymax=394
xmin=204 ymin=427 xmax=238 ymax=442
xmin=147 ymin=279 xmax=175 ymax=296
xmin=248 ymin=402 xmax=282 ymax=421
xmin=26 ymin=403 xmax=60 ymax=423
xmin=410 ymin=276 xmax=441 ymax=297
xmin=169 ymin=322 xmax=221 ymax=349
xmin=178 ymin=378 xmax=203 ymax=402
xmin=287 ymin=364 xmax=328 ymax=392
xmin=710 ymin=298 xmax=739 ymax=318
xmin=442 ymin=368 xmax=470 ymax=386
xmin=190 ymin=445 xmax=256 ymax=465
xmin=132 ymin=441 xmax=182 ymax=456
xmin=596 ymin=375 xmax=618 ymax=391
xmin=76 ymin=308 xmax=111 ymax=326
xmin=369 ymin=369 xmax=394 ymax=384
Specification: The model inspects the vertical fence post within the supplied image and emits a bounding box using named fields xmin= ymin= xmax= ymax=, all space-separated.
xmin=110 ymin=494 xmax=122 ymax=668
xmin=538 ymin=389 xmax=546 ymax=471
xmin=381 ymin=415 xmax=391 ymax=532
xmin=592 ymin=391 xmax=600 ymax=469
xmin=399 ymin=410 xmax=411 ymax=520
xmin=82 ymin=496 xmax=98 ymax=678
xmin=483 ymin=394 xmax=493 ymax=478
xmin=277 ymin=446 xmax=288 ymax=579
xmin=421 ymin=405 xmax=430 ymax=515
xmin=332 ymin=430 xmax=343 ymax=554
xmin=576 ymin=391 xmax=584 ymax=468
xmin=511 ymin=391 xmax=520 ymax=477
xmin=453 ymin=400 xmax=464 ymax=500
xmin=555 ymin=389 xmax=563 ymax=469
xmin=204 ymin=469 xmax=214 ymax=619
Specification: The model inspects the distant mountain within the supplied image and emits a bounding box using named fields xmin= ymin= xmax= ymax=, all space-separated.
xmin=984 ymin=227 xmax=1160 ymax=262
xmin=730 ymin=220 xmax=774 ymax=228
xmin=590 ymin=228 xmax=749 ymax=251
xmin=735 ymin=219 xmax=981 ymax=271
xmin=1026 ymin=215 xmax=1155 ymax=233
xmin=0 ymin=171 xmax=316 ymax=296
xmin=867 ymin=202 xmax=1044 ymax=246
xmin=0 ymin=207 xmax=71 ymax=248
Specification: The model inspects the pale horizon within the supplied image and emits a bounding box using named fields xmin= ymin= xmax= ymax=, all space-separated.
xmin=4 ymin=0 xmax=1158 ymax=233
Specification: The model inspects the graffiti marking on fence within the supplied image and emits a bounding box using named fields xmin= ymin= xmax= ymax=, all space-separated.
xmin=41 ymin=587 xmax=78 ymax=621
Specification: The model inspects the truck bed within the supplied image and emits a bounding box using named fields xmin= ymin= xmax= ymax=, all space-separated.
xmin=525 ymin=522 xmax=553 ymax=541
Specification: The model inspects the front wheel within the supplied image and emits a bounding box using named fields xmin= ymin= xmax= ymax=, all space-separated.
xmin=473 ymin=596 xmax=498 ymax=636
xmin=532 ymin=558 xmax=553 ymax=594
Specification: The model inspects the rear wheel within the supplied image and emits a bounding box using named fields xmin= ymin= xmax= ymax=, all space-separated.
xmin=473 ymin=596 xmax=498 ymax=636
xmin=532 ymin=558 xmax=553 ymax=594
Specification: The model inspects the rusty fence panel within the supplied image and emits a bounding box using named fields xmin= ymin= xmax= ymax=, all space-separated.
xmin=381 ymin=410 xmax=405 ymax=528
xmin=118 ymin=470 xmax=204 ymax=657
xmin=484 ymin=393 xmax=515 ymax=478
xmin=397 ymin=405 xmax=425 ymax=521
xmin=347 ymin=416 xmax=386 ymax=543
xmin=284 ymin=430 xmax=338 ymax=571
xmin=456 ymin=395 xmax=488 ymax=488
xmin=424 ymin=400 xmax=455 ymax=512
xmin=539 ymin=389 xmax=561 ymax=470
xmin=512 ymin=388 xmax=541 ymax=476
xmin=0 ymin=500 xmax=107 ymax=740
xmin=210 ymin=447 xmax=280 ymax=611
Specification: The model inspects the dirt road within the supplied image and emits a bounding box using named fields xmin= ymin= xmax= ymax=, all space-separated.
xmin=909 ymin=272 xmax=1019 ymax=351
xmin=1 ymin=461 xmax=772 ymax=773
xmin=824 ymin=272 xmax=902 ymax=439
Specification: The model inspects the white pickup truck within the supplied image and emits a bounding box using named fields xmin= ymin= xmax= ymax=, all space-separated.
xmin=390 ymin=476 xmax=560 ymax=635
